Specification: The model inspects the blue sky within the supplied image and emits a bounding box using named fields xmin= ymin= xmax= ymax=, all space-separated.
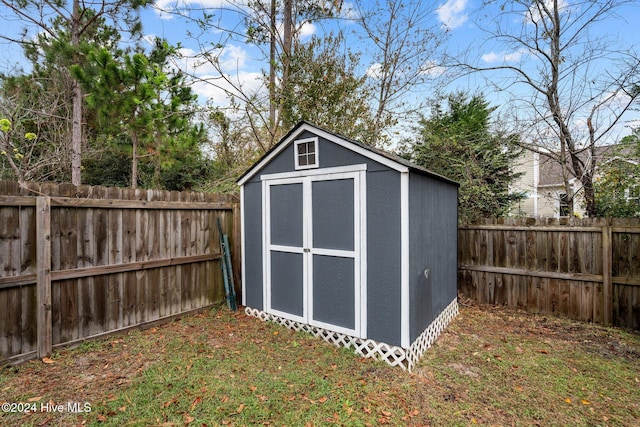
xmin=1 ymin=0 xmax=639 ymax=143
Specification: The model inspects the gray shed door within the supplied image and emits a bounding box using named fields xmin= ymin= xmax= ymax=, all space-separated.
xmin=263 ymin=168 xmax=365 ymax=338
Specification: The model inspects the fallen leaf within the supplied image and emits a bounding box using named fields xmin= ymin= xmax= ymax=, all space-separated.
xmin=538 ymin=349 xmax=549 ymax=354
xmin=27 ymin=396 xmax=42 ymax=402
xmin=381 ymin=410 xmax=392 ymax=417
xmin=250 ymin=385 xmax=257 ymax=392
xmin=318 ymin=397 xmax=328 ymax=403
xmin=191 ymin=397 xmax=202 ymax=410
xmin=237 ymin=403 xmax=245 ymax=413
xmin=471 ymin=418 xmax=478 ymax=424
xmin=163 ymin=398 xmax=178 ymax=408
xmin=581 ymin=399 xmax=591 ymax=405
xmin=183 ymin=413 xmax=195 ymax=424
xmin=514 ymin=386 xmax=523 ymax=392
xmin=42 ymin=357 xmax=55 ymax=364
xmin=119 ymin=406 xmax=127 ymax=412
xmin=324 ymin=413 xmax=339 ymax=423
xmin=565 ymin=398 xmax=572 ymax=404
xmin=273 ymin=331 xmax=279 ymax=335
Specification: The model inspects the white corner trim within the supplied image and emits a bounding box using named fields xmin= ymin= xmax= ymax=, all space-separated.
xmin=400 ymin=171 xmax=410 ymax=348
xmin=240 ymin=185 xmax=247 ymax=307
xmin=261 ymin=164 xmax=367 ymax=181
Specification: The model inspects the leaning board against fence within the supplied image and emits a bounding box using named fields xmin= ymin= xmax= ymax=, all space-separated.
xmin=458 ymin=217 xmax=640 ymax=329
xmin=0 ymin=181 xmax=239 ymax=364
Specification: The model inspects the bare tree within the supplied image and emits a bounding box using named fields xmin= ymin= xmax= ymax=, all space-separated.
xmin=461 ymin=0 xmax=640 ymax=216
xmin=353 ymin=0 xmax=448 ymax=146
xmin=0 ymin=0 xmax=151 ymax=185
xmin=163 ymin=0 xmax=343 ymax=151
xmin=0 ymin=76 xmax=72 ymax=186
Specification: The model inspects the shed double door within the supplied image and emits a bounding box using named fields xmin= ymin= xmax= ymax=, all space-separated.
xmin=264 ymin=170 xmax=365 ymax=337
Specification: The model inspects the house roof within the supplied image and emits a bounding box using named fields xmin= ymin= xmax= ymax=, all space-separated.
xmin=237 ymin=121 xmax=459 ymax=186
xmin=532 ymin=145 xmax=623 ymax=187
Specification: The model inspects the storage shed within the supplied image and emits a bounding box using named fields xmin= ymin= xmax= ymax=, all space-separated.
xmin=238 ymin=122 xmax=459 ymax=371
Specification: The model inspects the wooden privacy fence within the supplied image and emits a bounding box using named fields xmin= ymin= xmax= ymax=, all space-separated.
xmin=458 ymin=218 xmax=640 ymax=329
xmin=0 ymin=181 xmax=240 ymax=364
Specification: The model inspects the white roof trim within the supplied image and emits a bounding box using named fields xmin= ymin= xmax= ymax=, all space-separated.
xmin=237 ymin=123 xmax=409 ymax=185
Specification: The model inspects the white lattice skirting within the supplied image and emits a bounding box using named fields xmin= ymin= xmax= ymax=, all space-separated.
xmin=245 ymin=298 xmax=458 ymax=372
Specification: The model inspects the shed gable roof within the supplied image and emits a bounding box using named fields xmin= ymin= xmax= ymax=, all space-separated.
xmin=237 ymin=121 xmax=458 ymax=186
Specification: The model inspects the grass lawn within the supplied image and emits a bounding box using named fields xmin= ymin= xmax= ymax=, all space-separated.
xmin=1 ymin=302 xmax=639 ymax=426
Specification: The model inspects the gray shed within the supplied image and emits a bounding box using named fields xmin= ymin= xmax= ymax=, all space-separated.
xmin=238 ymin=122 xmax=459 ymax=371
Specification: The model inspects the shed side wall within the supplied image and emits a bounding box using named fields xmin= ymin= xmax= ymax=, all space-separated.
xmin=408 ymin=173 xmax=458 ymax=342
xmin=243 ymin=181 xmax=263 ymax=309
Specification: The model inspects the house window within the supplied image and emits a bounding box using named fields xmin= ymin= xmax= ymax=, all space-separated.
xmin=627 ymin=185 xmax=640 ymax=206
xmin=559 ymin=193 xmax=570 ymax=217
xmin=295 ymin=137 xmax=319 ymax=170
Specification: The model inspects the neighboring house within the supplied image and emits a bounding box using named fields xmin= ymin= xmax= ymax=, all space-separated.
xmin=510 ymin=145 xmax=627 ymax=218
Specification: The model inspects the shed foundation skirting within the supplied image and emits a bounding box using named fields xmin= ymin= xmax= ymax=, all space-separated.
xmin=245 ymin=298 xmax=458 ymax=372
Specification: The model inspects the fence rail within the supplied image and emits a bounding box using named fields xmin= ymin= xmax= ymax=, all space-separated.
xmin=458 ymin=218 xmax=640 ymax=329
xmin=0 ymin=181 xmax=239 ymax=364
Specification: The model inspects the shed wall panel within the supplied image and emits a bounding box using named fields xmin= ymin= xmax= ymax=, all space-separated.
xmin=312 ymin=179 xmax=355 ymax=251
xmin=366 ymin=170 xmax=402 ymax=346
xmin=409 ymin=173 xmax=458 ymax=341
xmin=270 ymin=251 xmax=304 ymax=315
xmin=243 ymin=182 xmax=263 ymax=309
xmin=312 ymin=255 xmax=355 ymax=328
xmin=270 ymin=183 xmax=303 ymax=247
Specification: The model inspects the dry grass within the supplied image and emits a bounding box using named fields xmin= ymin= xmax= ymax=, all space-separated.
xmin=1 ymin=302 xmax=639 ymax=426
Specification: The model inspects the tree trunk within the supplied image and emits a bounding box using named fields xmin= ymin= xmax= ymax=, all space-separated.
xmin=268 ymin=0 xmax=277 ymax=147
xmin=70 ymin=0 xmax=83 ymax=185
xmin=131 ymin=131 xmax=138 ymax=189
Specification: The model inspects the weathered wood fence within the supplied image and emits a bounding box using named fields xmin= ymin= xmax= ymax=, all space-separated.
xmin=458 ymin=218 xmax=640 ymax=329
xmin=0 ymin=181 xmax=240 ymax=364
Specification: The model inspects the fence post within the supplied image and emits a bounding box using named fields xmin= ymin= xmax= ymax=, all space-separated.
xmin=602 ymin=219 xmax=612 ymax=325
xmin=36 ymin=196 xmax=52 ymax=358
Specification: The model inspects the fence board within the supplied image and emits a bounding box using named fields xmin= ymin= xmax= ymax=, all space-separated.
xmin=0 ymin=181 xmax=237 ymax=364
xmin=459 ymin=218 xmax=640 ymax=329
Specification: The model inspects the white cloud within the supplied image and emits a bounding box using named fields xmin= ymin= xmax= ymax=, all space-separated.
xmin=366 ymin=62 xmax=382 ymax=79
xmin=420 ymin=60 xmax=446 ymax=77
xmin=171 ymin=47 xmax=213 ymax=75
xmin=191 ymin=70 xmax=264 ymax=106
xmin=153 ymin=0 xmax=242 ymax=20
xmin=339 ymin=2 xmax=360 ymax=20
xmin=481 ymin=49 xmax=525 ymax=64
xmin=436 ymin=0 xmax=469 ymax=29
xmin=525 ymin=0 xmax=569 ymax=24
xmin=297 ymin=21 xmax=316 ymax=39
xmin=172 ymin=44 xmax=251 ymax=76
